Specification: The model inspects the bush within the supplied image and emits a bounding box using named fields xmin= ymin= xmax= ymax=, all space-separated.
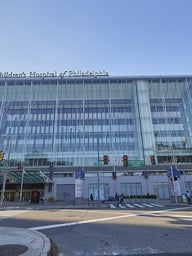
xmin=48 ymin=196 xmax=56 ymax=202
xmin=123 ymin=194 xmax=157 ymax=199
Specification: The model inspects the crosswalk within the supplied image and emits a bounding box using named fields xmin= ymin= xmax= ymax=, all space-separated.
xmin=109 ymin=202 xmax=163 ymax=209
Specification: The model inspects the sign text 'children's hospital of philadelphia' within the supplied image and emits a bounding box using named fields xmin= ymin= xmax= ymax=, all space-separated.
xmin=0 ymin=70 xmax=109 ymax=79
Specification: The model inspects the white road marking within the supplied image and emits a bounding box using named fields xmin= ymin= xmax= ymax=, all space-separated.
xmin=133 ymin=203 xmax=145 ymax=207
xmin=30 ymin=206 xmax=192 ymax=231
xmin=142 ymin=203 xmax=154 ymax=207
xmin=106 ymin=202 xmax=164 ymax=209
xmin=30 ymin=212 xmax=142 ymax=231
xmin=109 ymin=203 xmax=116 ymax=208
xmin=119 ymin=204 xmax=126 ymax=208
xmin=125 ymin=203 xmax=135 ymax=208
xmin=150 ymin=203 xmax=163 ymax=207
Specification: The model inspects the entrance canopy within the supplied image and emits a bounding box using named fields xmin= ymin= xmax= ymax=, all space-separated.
xmin=0 ymin=170 xmax=48 ymax=184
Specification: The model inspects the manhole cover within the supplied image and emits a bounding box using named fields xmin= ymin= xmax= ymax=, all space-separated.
xmin=0 ymin=244 xmax=28 ymax=256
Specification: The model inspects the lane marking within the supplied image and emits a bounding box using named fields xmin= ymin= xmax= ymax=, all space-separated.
xmin=133 ymin=203 xmax=145 ymax=207
xmin=119 ymin=204 xmax=126 ymax=208
xmin=125 ymin=204 xmax=135 ymax=208
xmin=30 ymin=206 xmax=192 ymax=231
xmin=142 ymin=203 xmax=154 ymax=208
xmin=30 ymin=212 xmax=138 ymax=231
xmin=150 ymin=203 xmax=163 ymax=207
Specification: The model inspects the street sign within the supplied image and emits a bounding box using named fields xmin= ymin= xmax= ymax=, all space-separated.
xmin=94 ymin=162 xmax=103 ymax=166
xmin=167 ymin=168 xmax=179 ymax=177
xmin=75 ymin=170 xmax=85 ymax=179
xmin=128 ymin=161 xmax=145 ymax=167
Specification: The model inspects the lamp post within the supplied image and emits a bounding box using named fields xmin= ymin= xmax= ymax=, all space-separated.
xmin=0 ymin=169 xmax=7 ymax=207
xmin=0 ymin=139 xmax=11 ymax=208
xmin=19 ymin=164 xmax=25 ymax=202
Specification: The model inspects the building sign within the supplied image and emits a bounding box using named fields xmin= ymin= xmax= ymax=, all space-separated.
xmin=0 ymin=70 xmax=109 ymax=79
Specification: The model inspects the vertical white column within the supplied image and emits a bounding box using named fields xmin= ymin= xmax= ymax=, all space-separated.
xmin=136 ymin=80 xmax=156 ymax=159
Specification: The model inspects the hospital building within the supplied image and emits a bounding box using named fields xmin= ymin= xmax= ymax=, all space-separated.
xmin=0 ymin=74 xmax=192 ymax=203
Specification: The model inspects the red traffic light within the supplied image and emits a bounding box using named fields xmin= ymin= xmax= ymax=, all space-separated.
xmin=103 ymin=155 xmax=109 ymax=165
xmin=123 ymin=154 xmax=128 ymax=167
xmin=150 ymin=155 xmax=156 ymax=165
xmin=18 ymin=162 xmax=23 ymax=170
xmin=0 ymin=151 xmax=4 ymax=161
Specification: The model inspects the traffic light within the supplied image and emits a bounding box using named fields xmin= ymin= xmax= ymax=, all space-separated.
xmin=18 ymin=162 xmax=22 ymax=170
xmin=150 ymin=155 xmax=156 ymax=165
xmin=112 ymin=171 xmax=117 ymax=179
xmin=123 ymin=154 xmax=128 ymax=167
xmin=0 ymin=151 xmax=4 ymax=161
xmin=103 ymin=155 xmax=109 ymax=165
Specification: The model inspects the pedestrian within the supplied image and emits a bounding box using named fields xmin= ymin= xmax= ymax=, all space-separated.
xmin=115 ymin=193 xmax=119 ymax=206
xmin=90 ymin=193 xmax=94 ymax=206
xmin=119 ymin=194 xmax=124 ymax=206
xmin=186 ymin=191 xmax=191 ymax=205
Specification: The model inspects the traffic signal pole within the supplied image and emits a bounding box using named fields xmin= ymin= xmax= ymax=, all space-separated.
xmin=171 ymin=165 xmax=178 ymax=203
xmin=97 ymin=137 xmax=100 ymax=205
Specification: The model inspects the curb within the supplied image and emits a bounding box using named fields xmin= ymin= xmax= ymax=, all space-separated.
xmin=0 ymin=227 xmax=51 ymax=256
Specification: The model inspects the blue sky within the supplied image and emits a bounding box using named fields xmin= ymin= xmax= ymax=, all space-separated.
xmin=1 ymin=0 xmax=192 ymax=76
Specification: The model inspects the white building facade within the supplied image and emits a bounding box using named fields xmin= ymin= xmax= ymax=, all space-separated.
xmin=0 ymin=75 xmax=192 ymax=202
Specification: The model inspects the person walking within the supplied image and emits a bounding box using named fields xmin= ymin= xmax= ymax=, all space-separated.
xmin=115 ymin=193 xmax=119 ymax=206
xmin=119 ymin=194 xmax=124 ymax=206
xmin=186 ymin=191 xmax=191 ymax=205
xmin=89 ymin=193 xmax=94 ymax=206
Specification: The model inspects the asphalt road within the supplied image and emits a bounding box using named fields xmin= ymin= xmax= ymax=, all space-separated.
xmin=0 ymin=205 xmax=192 ymax=255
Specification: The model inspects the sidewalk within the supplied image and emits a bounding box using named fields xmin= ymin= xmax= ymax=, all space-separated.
xmin=0 ymin=227 xmax=50 ymax=256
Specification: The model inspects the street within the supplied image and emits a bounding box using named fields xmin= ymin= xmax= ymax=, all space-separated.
xmin=0 ymin=204 xmax=192 ymax=255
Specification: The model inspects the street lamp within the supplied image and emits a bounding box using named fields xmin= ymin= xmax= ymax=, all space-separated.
xmin=0 ymin=139 xmax=11 ymax=207
xmin=19 ymin=164 xmax=25 ymax=202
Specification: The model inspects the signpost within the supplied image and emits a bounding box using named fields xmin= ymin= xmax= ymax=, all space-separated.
xmin=167 ymin=166 xmax=181 ymax=203
xmin=75 ymin=169 xmax=85 ymax=204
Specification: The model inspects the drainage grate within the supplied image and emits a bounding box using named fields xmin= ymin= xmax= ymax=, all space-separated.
xmin=0 ymin=244 xmax=28 ymax=256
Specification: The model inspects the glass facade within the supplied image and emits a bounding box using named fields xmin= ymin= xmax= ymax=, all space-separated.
xmin=0 ymin=76 xmax=192 ymax=167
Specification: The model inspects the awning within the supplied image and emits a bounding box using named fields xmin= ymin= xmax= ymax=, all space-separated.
xmin=0 ymin=170 xmax=49 ymax=184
